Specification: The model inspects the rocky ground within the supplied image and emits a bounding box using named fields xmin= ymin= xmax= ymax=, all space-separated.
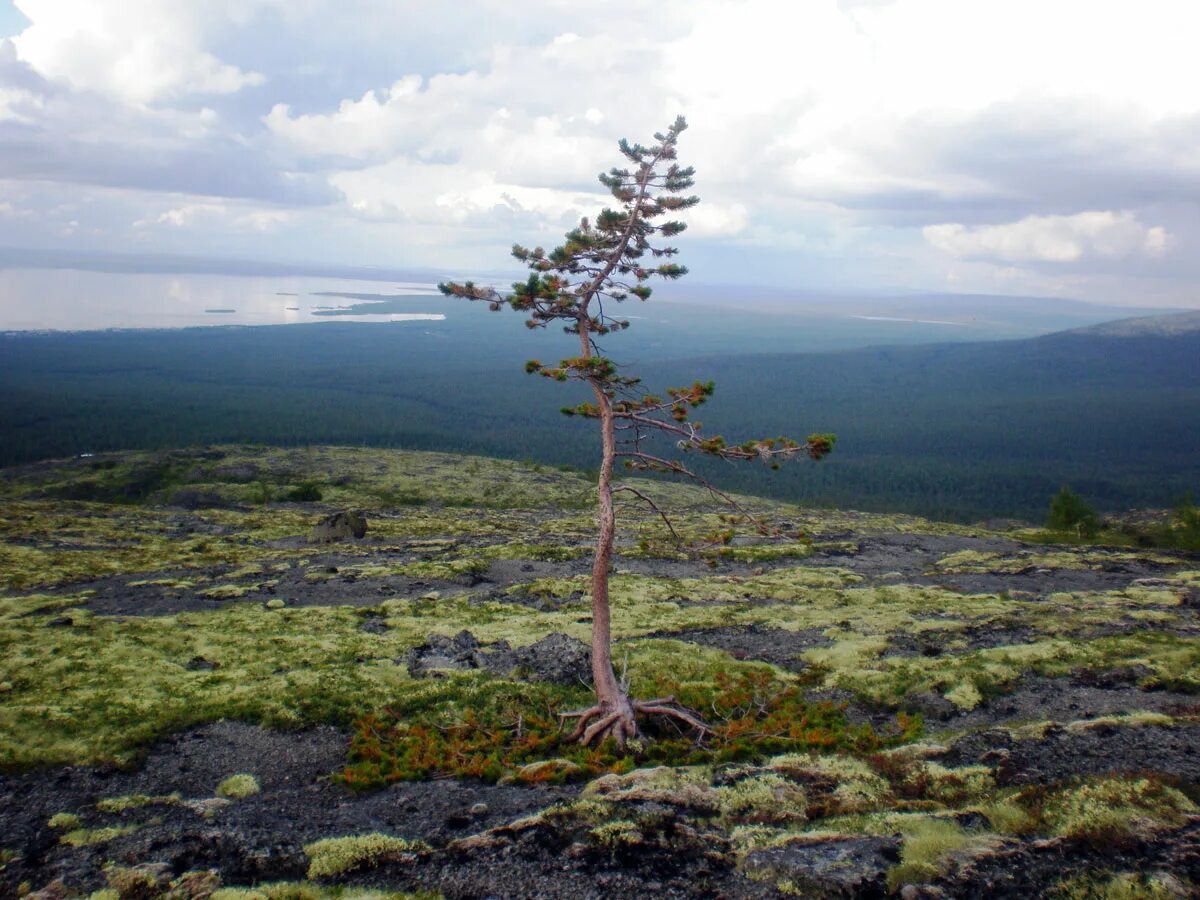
xmin=1 ymin=446 xmax=1198 ymax=898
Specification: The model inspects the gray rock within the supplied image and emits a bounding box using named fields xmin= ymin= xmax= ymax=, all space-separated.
xmin=309 ymin=509 xmax=367 ymax=543
xmin=212 ymin=463 xmax=259 ymax=483
xmin=406 ymin=630 xmax=495 ymax=677
xmin=743 ymin=834 xmax=902 ymax=897
xmin=406 ymin=630 xmax=591 ymax=685
xmin=515 ymin=632 xmax=592 ymax=685
xmin=906 ymin=691 xmax=959 ymax=721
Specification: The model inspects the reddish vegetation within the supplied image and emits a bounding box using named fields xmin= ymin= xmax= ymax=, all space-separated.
xmin=339 ymin=671 xmax=920 ymax=787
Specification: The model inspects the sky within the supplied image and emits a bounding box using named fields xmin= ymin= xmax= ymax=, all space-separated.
xmin=1 ymin=0 xmax=1198 ymax=307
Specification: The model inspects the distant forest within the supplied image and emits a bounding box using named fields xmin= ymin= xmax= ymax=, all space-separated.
xmin=2 ymin=322 xmax=1198 ymax=522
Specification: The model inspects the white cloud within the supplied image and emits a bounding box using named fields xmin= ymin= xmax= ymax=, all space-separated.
xmin=923 ymin=211 xmax=1171 ymax=263
xmin=146 ymin=204 xmax=225 ymax=228
xmin=264 ymin=75 xmax=426 ymax=159
xmin=236 ymin=209 xmax=291 ymax=231
xmin=3 ymin=0 xmax=1200 ymax=303
xmin=678 ymin=201 xmax=749 ymax=238
xmin=12 ymin=0 xmax=265 ymax=104
xmin=134 ymin=201 xmax=292 ymax=233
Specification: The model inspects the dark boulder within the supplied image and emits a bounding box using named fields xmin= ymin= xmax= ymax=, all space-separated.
xmin=742 ymin=834 xmax=901 ymax=898
xmin=309 ymin=510 xmax=367 ymax=543
xmin=515 ymin=632 xmax=592 ymax=685
xmin=406 ymin=630 xmax=591 ymax=685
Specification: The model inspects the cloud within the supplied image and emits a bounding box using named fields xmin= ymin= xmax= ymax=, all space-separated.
xmin=924 ymin=211 xmax=1171 ymax=264
xmin=11 ymin=0 xmax=265 ymax=104
xmin=2 ymin=0 xmax=1200 ymax=304
xmin=134 ymin=201 xmax=292 ymax=233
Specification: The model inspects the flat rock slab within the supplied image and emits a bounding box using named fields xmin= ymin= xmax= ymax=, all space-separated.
xmin=644 ymin=624 xmax=830 ymax=672
xmin=743 ymin=835 xmax=901 ymax=898
xmin=938 ymin=722 xmax=1200 ymax=786
xmin=406 ymin=629 xmax=592 ymax=685
xmin=945 ymin=677 xmax=1200 ymax=731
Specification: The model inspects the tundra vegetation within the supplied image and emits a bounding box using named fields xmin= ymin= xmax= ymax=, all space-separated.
xmin=0 ymin=445 xmax=1198 ymax=896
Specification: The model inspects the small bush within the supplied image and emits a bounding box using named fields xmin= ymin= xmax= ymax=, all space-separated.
xmin=286 ymin=481 xmax=323 ymax=502
xmin=1047 ymin=486 xmax=1100 ymax=538
xmin=249 ymin=480 xmax=275 ymax=505
xmin=340 ymin=670 xmax=919 ymax=788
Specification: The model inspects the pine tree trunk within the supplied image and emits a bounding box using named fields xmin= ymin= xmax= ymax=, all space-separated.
xmin=577 ymin=327 xmax=638 ymax=744
xmin=590 ymin=389 xmax=624 ymax=705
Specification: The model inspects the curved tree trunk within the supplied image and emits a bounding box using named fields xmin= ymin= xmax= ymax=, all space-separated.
xmin=585 ymin=381 xmax=639 ymax=743
xmin=561 ymin=310 xmax=710 ymax=748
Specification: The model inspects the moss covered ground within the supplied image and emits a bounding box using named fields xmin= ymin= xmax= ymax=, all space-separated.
xmin=1 ymin=445 xmax=1197 ymax=898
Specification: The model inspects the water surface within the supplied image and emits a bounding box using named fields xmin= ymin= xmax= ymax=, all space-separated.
xmin=0 ymin=268 xmax=445 ymax=330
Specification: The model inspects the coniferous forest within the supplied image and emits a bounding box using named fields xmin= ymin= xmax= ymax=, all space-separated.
xmin=3 ymin=319 xmax=1197 ymax=522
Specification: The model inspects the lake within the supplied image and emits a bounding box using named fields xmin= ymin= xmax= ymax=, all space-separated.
xmin=0 ymin=268 xmax=447 ymax=331
xmin=0 ymin=265 xmax=1166 ymax=357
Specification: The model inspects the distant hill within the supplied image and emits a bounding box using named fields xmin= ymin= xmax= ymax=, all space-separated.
xmin=1064 ymin=308 xmax=1200 ymax=337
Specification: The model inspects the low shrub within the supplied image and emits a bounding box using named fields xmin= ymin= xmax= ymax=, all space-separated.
xmin=286 ymin=481 xmax=323 ymax=502
xmin=339 ymin=669 xmax=920 ymax=787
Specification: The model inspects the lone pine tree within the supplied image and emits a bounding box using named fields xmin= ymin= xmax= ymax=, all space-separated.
xmin=440 ymin=117 xmax=835 ymax=747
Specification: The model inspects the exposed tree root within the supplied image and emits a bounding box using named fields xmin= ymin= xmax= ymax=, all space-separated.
xmin=560 ymin=694 xmax=710 ymax=748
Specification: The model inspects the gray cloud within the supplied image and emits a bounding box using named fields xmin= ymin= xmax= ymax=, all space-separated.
xmin=0 ymin=1 xmax=1198 ymax=306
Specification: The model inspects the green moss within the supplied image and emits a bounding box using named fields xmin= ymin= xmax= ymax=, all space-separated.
xmin=303 ymin=833 xmax=426 ymax=879
xmin=4 ymin=441 xmax=1199 ymax=873
xmin=397 ymin=558 xmax=490 ymax=582
xmin=1063 ymin=711 xmax=1177 ymax=734
xmin=103 ymin=864 xmax=166 ymax=898
xmin=587 ymin=819 xmax=643 ymax=848
xmin=96 ymin=792 xmax=180 ymax=813
xmin=47 ymin=812 xmax=81 ymax=829
xmin=583 ymin=765 xmax=715 ymax=807
xmin=1049 ymin=871 xmax=1196 ymax=900
xmin=770 ymin=754 xmax=893 ymax=816
xmin=976 ymin=799 xmax=1035 ymax=834
xmin=478 ymin=542 xmax=588 ymax=562
xmin=716 ymin=773 xmax=808 ymax=825
xmin=0 ymin=598 xmax=423 ymax=770
xmin=1039 ymin=776 xmax=1196 ymax=846
xmin=216 ymin=773 xmax=261 ymax=799
xmin=202 ymin=584 xmax=257 ymax=600
xmin=60 ymin=824 xmax=138 ymax=847
xmin=886 ymin=817 xmax=977 ymax=890
xmin=0 ymin=501 xmax=314 ymax=591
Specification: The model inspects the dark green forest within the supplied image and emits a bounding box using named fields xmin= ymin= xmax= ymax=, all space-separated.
xmin=2 ymin=321 xmax=1197 ymax=522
